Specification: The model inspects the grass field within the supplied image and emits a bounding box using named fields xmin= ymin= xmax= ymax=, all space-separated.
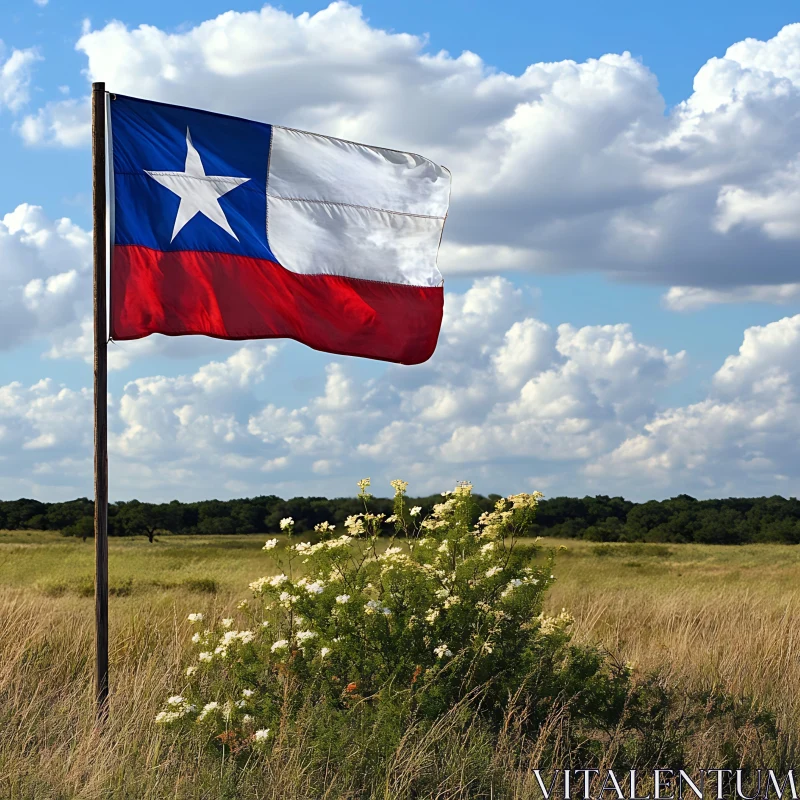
xmin=2 ymin=531 xmax=799 ymax=797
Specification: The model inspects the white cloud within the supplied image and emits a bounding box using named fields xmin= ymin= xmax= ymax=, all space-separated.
xmin=663 ymin=283 xmax=800 ymax=311
xmin=0 ymin=204 xmax=91 ymax=351
xmin=0 ymin=379 xmax=91 ymax=497
xmin=114 ymin=343 xmax=278 ymax=459
xmin=0 ymin=44 xmax=40 ymax=112
xmin=584 ymin=315 xmax=800 ymax=496
xmin=17 ymin=98 xmax=89 ymax=146
xmin=17 ymin=6 xmax=800 ymax=296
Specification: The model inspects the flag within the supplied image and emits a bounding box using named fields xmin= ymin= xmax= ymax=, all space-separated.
xmin=108 ymin=94 xmax=451 ymax=365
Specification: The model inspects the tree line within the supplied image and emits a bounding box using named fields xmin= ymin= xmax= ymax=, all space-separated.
xmin=4 ymin=492 xmax=800 ymax=544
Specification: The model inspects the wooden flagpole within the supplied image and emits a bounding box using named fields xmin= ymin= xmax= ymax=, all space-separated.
xmin=92 ymin=81 xmax=109 ymax=718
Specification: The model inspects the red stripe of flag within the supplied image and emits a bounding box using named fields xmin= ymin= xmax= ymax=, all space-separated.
xmin=110 ymin=245 xmax=444 ymax=366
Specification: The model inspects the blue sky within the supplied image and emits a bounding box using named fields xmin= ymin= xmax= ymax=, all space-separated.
xmin=1 ymin=0 xmax=800 ymax=503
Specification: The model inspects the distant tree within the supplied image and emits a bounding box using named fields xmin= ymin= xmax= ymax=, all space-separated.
xmin=582 ymin=516 xmax=625 ymax=542
xmin=46 ymin=498 xmax=94 ymax=531
xmin=115 ymin=501 xmax=169 ymax=542
xmin=8 ymin=491 xmax=800 ymax=545
xmin=62 ymin=515 xmax=94 ymax=542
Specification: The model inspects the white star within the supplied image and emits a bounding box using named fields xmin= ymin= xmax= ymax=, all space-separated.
xmin=145 ymin=127 xmax=250 ymax=243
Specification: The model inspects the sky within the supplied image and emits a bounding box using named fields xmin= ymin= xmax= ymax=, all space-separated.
xmin=2 ymin=0 xmax=800 ymax=503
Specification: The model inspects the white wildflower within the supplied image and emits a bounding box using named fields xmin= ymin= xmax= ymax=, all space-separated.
xmin=433 ymin=643 xmax=453 ymax=658
xmin=271 ymin=639 xmax=289 ymax=652
xmin=191 ymin=632 xmax=202 ymax=644
xmin=254 ymin=728 xmax=271 ymax=741
xmin=198 ymin=651 xmax=213 ymax=662
xmin=166 ymin=695 xmax=184 ymax=706
xmin=485 ymin=566 xmax=502 ymax=578
xmin=320 ymin=646 xmax=331 ymax=659
xmin=187 ymin=613 xmax=204 ymax=623
xmin=222 ymin=618 xmax=234 ymax=629
xmin=326 ymin=534 xmax=353 ymax=549
xmin=197 ymin=701 xmax=219 ymax=721
xmin=305 ymin=580 xmax=325 ymax=595
xmin=155 ymin=710 xmax=182 ymax=724
xmin=335 ymin=594 xmax=350 ymax=604
xmin=262 ymin=538 xmax=278 ymax=550
xmin=186 ymin=665 xmax=197 ymax=676
xmin=280 ymin=517 xmax=294 ymax=530
xmin=242 ymin=689 xmax=254 ymax=698
xmin=390 ymin=479 xmax=408 ymax=495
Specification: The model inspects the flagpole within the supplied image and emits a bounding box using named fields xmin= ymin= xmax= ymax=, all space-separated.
xmin=92 ymin=80 xmax=109 ymax=718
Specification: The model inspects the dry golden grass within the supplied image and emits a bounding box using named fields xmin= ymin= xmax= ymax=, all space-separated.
xmin=547 ymin=540 xmax=800 ymax=738
xmin=1 ymin=531 xmax=798 ymax=797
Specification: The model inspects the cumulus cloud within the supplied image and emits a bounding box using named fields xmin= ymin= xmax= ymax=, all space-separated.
xmin=663 ymin=283 xmax=800 ymax=311
xmin=16 ymin=5 xmax=800 ymax=296
xmin=0 ymin=44 xmax=40 ymax=112
xmin=584 ymin=315 xmax=800 ymax=496
xmin=0 ymin=379 xmax=91 ymax=498
xmin=0 ymin=204 xmax=91 ymax=351
xmin=17 ymin=98 xmax=89 ymax=146
xmin=114 ymin=343 xmax=279 ymax=460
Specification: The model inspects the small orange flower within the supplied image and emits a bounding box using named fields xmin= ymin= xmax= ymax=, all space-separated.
xmin=345 ymin=681 xmax=358 ymax=693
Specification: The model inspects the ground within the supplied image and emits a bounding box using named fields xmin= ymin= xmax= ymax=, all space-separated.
xmin=2 ymin=531 xmax=797 ymax=796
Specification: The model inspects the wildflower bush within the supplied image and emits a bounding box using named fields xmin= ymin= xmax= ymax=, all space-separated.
xmin=155 ymin=479 xmax=782 ymax=784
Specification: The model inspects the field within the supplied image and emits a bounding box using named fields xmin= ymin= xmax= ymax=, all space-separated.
xmin=2 ymin=531 xmax=800 ymax=797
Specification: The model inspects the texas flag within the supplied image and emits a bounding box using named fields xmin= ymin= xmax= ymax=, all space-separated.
xmin=108 ymin=95 xmax=451 ymax=365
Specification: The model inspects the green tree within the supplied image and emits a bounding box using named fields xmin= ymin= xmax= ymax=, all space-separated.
xmin=115 ymin=501 xmax=169 ymax=542
xmin=62 ymin=515 xmax=94 ymax=542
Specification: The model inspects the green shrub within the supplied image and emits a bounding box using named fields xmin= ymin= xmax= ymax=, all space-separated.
xmin=154 ymin=480 xmax=785 ymax=781
xmin=36 ymin=576 xmax=132 ymax=597
xmin=181 ymin=577 xmax=219 ymax=594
